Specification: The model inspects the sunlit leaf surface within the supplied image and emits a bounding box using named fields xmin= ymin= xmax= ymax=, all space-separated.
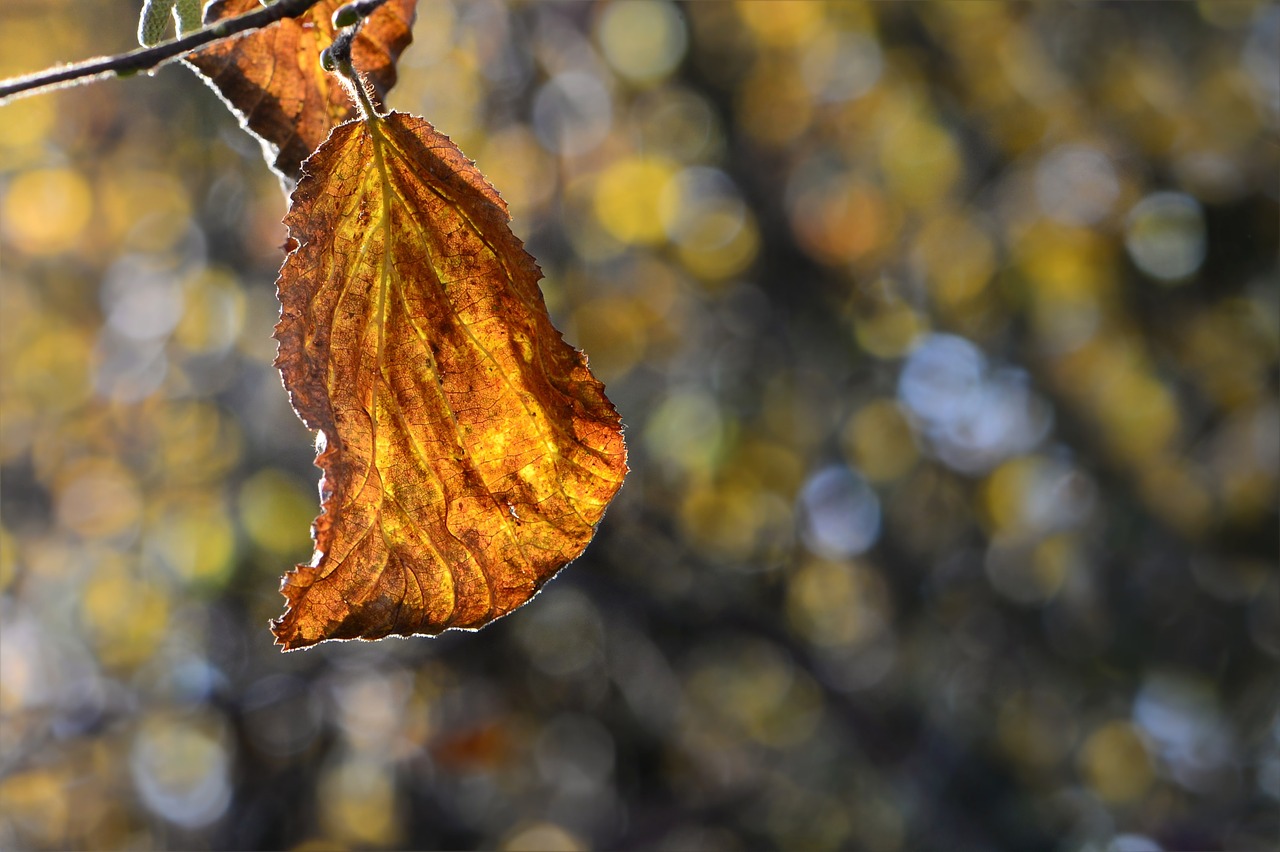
xmin=186 ymin=0 xmax=417 ymax=182
xmin=271 ymin=111 xmax=628 ymax=650
xmin=1 ymin=1 xmax=1275 ymax=847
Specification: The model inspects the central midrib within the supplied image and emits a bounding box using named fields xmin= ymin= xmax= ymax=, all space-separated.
xmin=367 ymin=115 xmax=393 ymax=492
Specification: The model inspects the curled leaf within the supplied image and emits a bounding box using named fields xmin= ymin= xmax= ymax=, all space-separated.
xmin=185 ymin=0 xmax=416 ymax=182
xmin=271 ymin=112 xmax=628 ymax=650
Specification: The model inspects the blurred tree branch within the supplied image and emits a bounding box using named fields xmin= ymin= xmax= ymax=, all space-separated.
xmin=0 ymin=0 xmax=322 ymax=105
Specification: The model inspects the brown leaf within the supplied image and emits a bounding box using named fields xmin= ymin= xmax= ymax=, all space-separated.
xmin=271 ymin=111 xmax=628 ymax=651
xmin=186 ymin=0 xmax=416 ymax=182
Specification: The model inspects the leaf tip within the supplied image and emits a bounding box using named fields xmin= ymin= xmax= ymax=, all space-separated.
xmin=269 ymin=615 xmax=310 ymax=652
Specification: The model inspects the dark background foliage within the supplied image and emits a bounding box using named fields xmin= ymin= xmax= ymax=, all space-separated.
xmin=1 ymin=1 xmax=1277 ymax=850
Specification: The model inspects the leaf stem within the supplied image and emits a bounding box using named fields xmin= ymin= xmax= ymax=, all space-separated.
xmin=0 ymin=0 xmax=324 ymax=106
xmin=326 ymin=21 xmax=385 ymax=123
xmin=343 ymin=61 xmax=383 ymax=124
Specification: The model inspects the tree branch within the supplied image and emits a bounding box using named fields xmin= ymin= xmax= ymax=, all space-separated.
xmin=0 ymin=0 xmax=324 ymax=105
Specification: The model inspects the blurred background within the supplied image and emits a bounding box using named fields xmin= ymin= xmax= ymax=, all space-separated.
xmin=1 ymin=1 xmax=1278 ymax=849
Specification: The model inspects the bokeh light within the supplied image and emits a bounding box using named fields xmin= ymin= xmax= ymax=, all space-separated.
xmin=0 ymin=1 xmax=1275 ymax=850
xmin=1125 ymin=191 xmax=1209 ymax=283
xmin=596 ymin=0 xmax=687 ymax=86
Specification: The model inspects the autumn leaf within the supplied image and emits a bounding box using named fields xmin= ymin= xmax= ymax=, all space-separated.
xmin=186 ymin=0 xmax=416 ymax=182
xmin=270 ymin=111 xmax=628 ymax=651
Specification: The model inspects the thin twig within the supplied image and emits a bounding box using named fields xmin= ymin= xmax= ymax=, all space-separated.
xmin=0 ymin=0 xmax=324 ymax=106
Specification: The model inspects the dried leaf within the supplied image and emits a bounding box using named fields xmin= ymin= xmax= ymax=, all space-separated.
xmin=186 ymin=0 xmax=416 ymax=182
xmin=271 ymin=112 xmax=628 ymax=651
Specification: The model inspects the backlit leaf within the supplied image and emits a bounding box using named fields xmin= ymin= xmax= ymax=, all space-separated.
xmin=271 ymin=111 xmax=628 ymax=651
xmin=186 ymin=0 xmax=416 ymax=182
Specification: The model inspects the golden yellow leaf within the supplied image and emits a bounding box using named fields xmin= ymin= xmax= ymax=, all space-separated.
xmin=271 ymin=111 xmax=628 ymax=650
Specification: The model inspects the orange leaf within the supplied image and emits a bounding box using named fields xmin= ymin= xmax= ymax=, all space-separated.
xmin=271 ymin=111 xmax=628 ymax=651
xmin=186 ymin=0 xmax=416 ymax=182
